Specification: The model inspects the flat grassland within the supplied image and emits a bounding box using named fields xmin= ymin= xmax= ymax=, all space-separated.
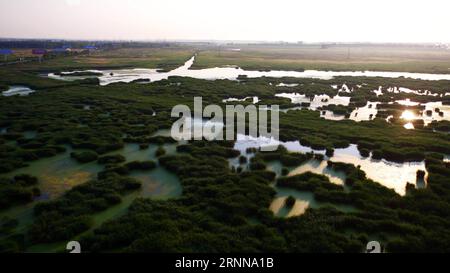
xmin=192 ymin=44 xmax=450 ymax=74
xmin=7 ymin=47 xmax=196 ymax=72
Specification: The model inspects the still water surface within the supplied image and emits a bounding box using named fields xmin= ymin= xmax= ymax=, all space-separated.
xmin=48 ymin=55 xmax=450 ymax=86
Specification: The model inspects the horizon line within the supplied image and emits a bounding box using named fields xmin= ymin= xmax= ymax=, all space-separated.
xmin=0 ymin=37 xmax=449 ymax=46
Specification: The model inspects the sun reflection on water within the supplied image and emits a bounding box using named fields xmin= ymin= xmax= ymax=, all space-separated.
xmin=401 ymin=110 xmax=418 ymax=121
xmin=403 ymin=123 xmax=415 ymax=130
xmin=400 ymin=110 xmax=418 ymax=129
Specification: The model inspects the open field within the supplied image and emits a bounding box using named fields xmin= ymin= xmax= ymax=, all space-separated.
xmin=192 ymin=44 xmax=450 ymax=74
xmin=0 ymin=48 xmax=84 ymax=64
xmin=5 ymin=47 xmax=196 ymax=72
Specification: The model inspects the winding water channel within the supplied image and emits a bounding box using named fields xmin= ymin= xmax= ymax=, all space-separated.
xmin=48 ymin=55 xmax=450 ymax=85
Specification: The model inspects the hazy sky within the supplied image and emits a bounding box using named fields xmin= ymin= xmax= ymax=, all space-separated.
xmin=1 ymin=0 xmax=449 ymax=43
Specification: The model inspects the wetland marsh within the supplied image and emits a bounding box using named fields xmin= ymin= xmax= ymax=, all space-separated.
xmin=1 ymin=44 xmax=450 ymax=253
